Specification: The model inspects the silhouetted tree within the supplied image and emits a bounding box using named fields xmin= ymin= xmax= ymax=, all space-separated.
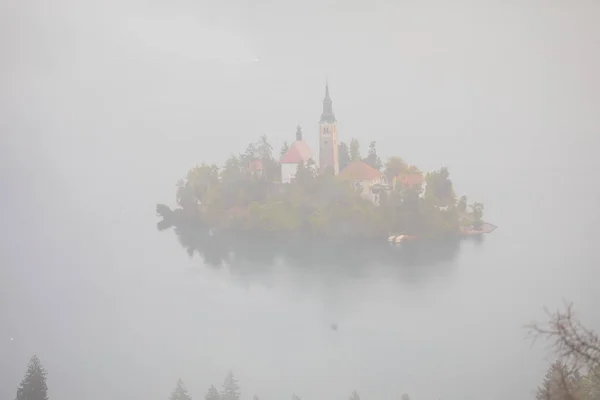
xmin=350 ymin=138 xmax=361 ymax=161
xmin=205 ymin=385 xmax=220 ymax=400
xmin=170 ymin=379 xmax=192 ymax=400
xmin=529 ymin=302 xmax=600 ymax=400
xmin=457 ymin=195 xmax=467 ymax=213
xmin=338 ymin=141 xmax=351 ymax=171
xmin=364 ymin=141 xmax=382 ymax=170
xmin=15 ymin=355 xmax=48 ymax=400
xmin=349 ymin=390 xmax=361 ymax=400
xmin=280 ymin=141 xmax=290 ymax=158
xmin=221 ymin=371 xmax=240 ymax=400
xmin=384 ymin=156 xmax=408 ymax=182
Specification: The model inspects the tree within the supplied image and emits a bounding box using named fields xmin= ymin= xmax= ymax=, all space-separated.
xmin=529 ymin=303 xmax=600 ymax=400
xmin=170 ymin=379 xmax=193 ymax=400
xmin=349 ymin=390 xmax=361 ymax=400
xmin=257 ymin=135 xmax=273 ymax=161
xmin=457 ymin=195 xmax=467 ymax=213
xmin=350 ymin=138 xmax=361 ymax=161
xmin=580 ymin=367 xmax=600 ymax=400
xmin=536 ymin=361 xmax=576 ymax=400
xmin=471 ymin=202 xmax=484 ymax=229
xmin=384 ymin=156 xmax=408 ymax=182
xmin=338 ymin=141 xmax=351 ymax=171
xmin=280 ymin=141 xmax=290 ymax=158
xmin=15 ymin=355 xmax=48 ymax=400
xmin=364 ymin=141 xmax=382 ymax=170
xmin=221 ymin=371 xmax=240 ymax=400
xmin=528 ymin=303 xmax=600 ymax=373
xmin=401 ymin=394 xmax=411 ymax=400
xmin=292 ymin=394 xmax=301 ymax=400
xmin=253 ymin=396 xmax=260 ymax=400
xmin=205 ymin=385 xmax=220 ymax=400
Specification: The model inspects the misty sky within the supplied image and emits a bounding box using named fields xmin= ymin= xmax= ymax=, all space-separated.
xmin=1 ymin=1 xmax=600 ymax=400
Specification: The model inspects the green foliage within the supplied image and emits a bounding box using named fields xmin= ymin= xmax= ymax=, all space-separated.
xmin=471 ymin=202 xmax=484 ymax=229
xmin=170 ymin=379 xmax=193 ymax=400
xmin=424 ymin=167 xmax=455 ymax=206
xmin=384 ymin=156 xmax=408 ymax=182
xmin=167 ymin=136 xmax=481 ymax=239
xmin=15 ymin=355 xmax=48 ymax=400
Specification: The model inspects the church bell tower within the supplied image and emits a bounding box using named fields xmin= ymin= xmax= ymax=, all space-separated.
xmin=319 ymin=81 xmax=339 ymax=175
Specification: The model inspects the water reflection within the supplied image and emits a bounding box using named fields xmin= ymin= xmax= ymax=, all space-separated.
xmin=159 ymin=218 xmax=466 ymax=282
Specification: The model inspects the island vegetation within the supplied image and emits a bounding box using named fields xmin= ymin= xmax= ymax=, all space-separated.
xmin=156 ymin=136 xmax=491 ymax=244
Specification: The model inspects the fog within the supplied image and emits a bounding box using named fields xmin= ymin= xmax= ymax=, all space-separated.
xmin=1 ymin=1 xmax=600 ymax=399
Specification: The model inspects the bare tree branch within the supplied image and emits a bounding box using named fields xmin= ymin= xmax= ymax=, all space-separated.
xmin=527 ymin=301 xmax=600 ymax=374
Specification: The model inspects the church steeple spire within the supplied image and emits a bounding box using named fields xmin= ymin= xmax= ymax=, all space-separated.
xmin=320 ymin=79 xmax=336 ymax=123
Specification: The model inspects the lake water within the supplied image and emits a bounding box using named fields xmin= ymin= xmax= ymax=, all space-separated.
xmin=1 ymin=2 xmax=600 ymax=400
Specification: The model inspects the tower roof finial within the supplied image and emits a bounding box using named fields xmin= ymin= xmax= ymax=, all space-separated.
xmin=320 ymin=76 xmax=335 ymax=123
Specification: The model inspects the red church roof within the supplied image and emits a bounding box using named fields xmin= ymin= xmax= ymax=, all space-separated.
xmin=339 ymin=160 xmax=383 ymax=181
xmin=279 ymin=140 xmax=313 ymax=164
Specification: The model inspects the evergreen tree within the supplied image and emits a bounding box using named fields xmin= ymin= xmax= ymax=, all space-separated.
xmin=280 ymin=141 xmax=290 ymax=158
xmin=364 ymin=141 xmax=382 ymax=170
xmin=205 ymin=384 xmax=220 ymax=400
xmin=221 ymin=371 xmax=240 ymax=400
xmin=349 ymin=390 xmax=361 ymax=400
xmin=253 ymin=395 xmax=260 ymax=400
xmin=170 ymin=379 xmax=192 ymax=400
xmin=350 ymin=138 xmax=361 ymax=161
xmin=338 ymin=141 xmax=351 ymax=170
xmin=401 ymin=394 xmax=411 ymax=400
xmin=15 ymin=355 xmax=48 ymax=400
xmin=537 ymin=361 xmax=575 ymax=400
xmin=292 ymin=394 xmax=301 ymax=400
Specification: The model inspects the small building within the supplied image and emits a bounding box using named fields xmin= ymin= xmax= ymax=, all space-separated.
xmin=279 ymin=125 xmax=314 ymax=184
xmin=338 ymin=160 xmax=386 ymax=205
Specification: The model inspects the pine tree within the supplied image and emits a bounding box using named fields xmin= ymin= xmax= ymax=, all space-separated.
xmin=349 ymin=390 xmax=361 ymax=400
xmin=15 ymin=355 xmax=48 ymax=400
xmin=205 ymin=384 xmax=220 ymax=400
xmin=280 ymin=141 xmax=290 ymax=158
xmin=537 ymin=361 xmax=575 ymax=400
xmin=221 ymin=371 xmax=240 ymax=400
xmin=169 ymin=379 xmax=192 ymax=400
xmin=401 ymin=394 xmax=411 ymax=400
xmin=350 ymin=138 xmax=361 ymax=161
xmin=292 ymin=394 xmax=301 ymax=400
xmin=364 ymin=141 xmax=382 ymax=170
xmin=253 ymin=395 xmax=260 ymax=400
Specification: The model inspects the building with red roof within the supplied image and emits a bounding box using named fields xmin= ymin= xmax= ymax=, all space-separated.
xmin=279 ymin=125 xmax=314 ymax=183
xmin=339 ymin=160 xmax=386 ymax=205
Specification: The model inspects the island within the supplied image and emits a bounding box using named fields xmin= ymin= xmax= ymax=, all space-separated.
xmin=156 ymin=83 xmax=495 ymax=263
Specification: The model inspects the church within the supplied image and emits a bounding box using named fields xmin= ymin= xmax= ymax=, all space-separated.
xmin=279 ymin=82 xmax=340 ymax=183
xmin=279 ymin=83 xmax=386 ymax=205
